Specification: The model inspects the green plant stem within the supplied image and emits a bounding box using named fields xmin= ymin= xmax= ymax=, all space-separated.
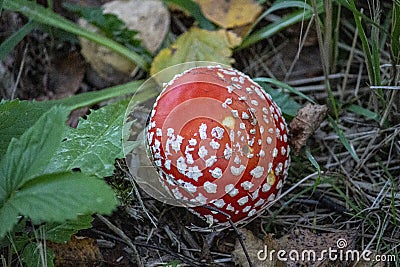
xmin=3 ymin=0 xmax=149 ymax=70
xmin=48 ymin=80 xmax=146 ymax=110
xmin=311 ymin=0 xmax=338 ymax=119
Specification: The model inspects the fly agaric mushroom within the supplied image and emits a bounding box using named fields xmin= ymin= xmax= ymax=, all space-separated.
xmin=146 ymin=66 xmax=290 ymax=226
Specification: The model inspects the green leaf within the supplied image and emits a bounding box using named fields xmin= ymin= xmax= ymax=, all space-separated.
xmin=0 ymin=202 xmax=20 ymax=239
xmin=5 ymin=172 xmax=116 ymax=226
xmin=0 ymin=100 xmax=53 ymax=158
xmin=0 ymin=80 xmax=144 ymax=155
xmin=45 ymin=215 xmax=93 ymax=243
xmin=0 ymin=106 xmax=69 ymax=195
xmin=46 ymin=100 xmax=129 ymax=177
xmin=22 ymin=242 xmax=55 ymax=267
xmin=256 ymin=81 xmax=302 ymax=117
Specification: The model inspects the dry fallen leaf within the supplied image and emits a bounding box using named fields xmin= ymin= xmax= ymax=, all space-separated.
xmin=232 ymin=229 xmax=273 ymax=267
xmin=283 ymin=228 xmax=357 ymax=267
xmin=289 ymin=103 xmax=328 ymax=154
xmin=150 ymin=28 xmax=241 ymax=77
xmin=48 ymin=235 xmax=103 ymax=267
xmin=195 ymin=0 xmax=262 ymax=29
xmin=232 ymin=228 xmax=358 ymax=267
xmin=79 ymin=0 xmax=169 ymax=81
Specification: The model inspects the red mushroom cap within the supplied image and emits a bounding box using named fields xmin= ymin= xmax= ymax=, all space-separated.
xmin=146 ymin=66 xmax=290 ymax=225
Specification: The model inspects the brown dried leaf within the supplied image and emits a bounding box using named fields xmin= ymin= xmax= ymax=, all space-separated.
xmin=283 ymin=228 xmax=357 ymax=267
xmin=195 ymin=0 xmax=262 ymax=29
xmin=289 ymin=103 xmax=328 ymax=154
xmin=232 ymin=229 xmax=271 ymax=267
xmin=48 ymin=235 xmax=103 ymax=267
xmin=232 ymin=228 xmax=358 ymax=267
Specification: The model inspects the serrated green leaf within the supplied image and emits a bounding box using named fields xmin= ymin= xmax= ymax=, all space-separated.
xmin=46 ymin=100 xmax=129 ymax=177
xmin=0 ymin=100 xmax=54 ymax=157
xmin=0 ymin=106 xmax=68 ymax=197
xmin=22 ymin=242 xmax=55 ymax=267
xmin=7 ymin=172 xmax=116 ymax=225
xmin=0 ymin=79 xmax=144 ymax=156
xmin=45 ymin=215 xmax=93 ymax=243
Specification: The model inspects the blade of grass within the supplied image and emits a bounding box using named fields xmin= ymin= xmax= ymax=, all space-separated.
xmin=345 ymin=0 xmax=379 ymax=87
xmin=306 ymin=149 xmax=321 ymax=174
xmin=0 ymin=20 xmax=37 ymax=61
xmin=346 ymin=104 xmax=380 ymax=122
xmin=165 ymin=0 xmax=215 ymax=30
xmin=391 ymin=1 xmax=400 ymax=66
xmin=305 ymin=149 xmax=321 ymax=191
xmin=245 ymin=1 xmax=313 ymax=37
xmin=239 ymin=2 xmax=323 ymax=50
xmin=254 ymin=77 xmax=315 ymax=103
xmin=334 ymin=0 xmax=389 ymax=34
xmin=328 ymin=116 xmax=360 ymax=162
xmin=330 ymin=183 xmax=360 ymax=212
xmin=49 ymin=80 xmax=149 ymax=110
xmin=376 ymin=157 xmax=398 ymax=225
xmin=311 ymin=0 xmax=339 ymax=119
xmin=371 ymin=6 xmax=381 ymax=86
xmin=3 ymin=0 xmax=149 ymax=70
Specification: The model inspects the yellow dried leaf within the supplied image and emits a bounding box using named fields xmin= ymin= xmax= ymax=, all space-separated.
xmin=150 ymin=28 xmax=241 ymax=77
xmin=195 ymin=0 xmax=262 ymax=29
